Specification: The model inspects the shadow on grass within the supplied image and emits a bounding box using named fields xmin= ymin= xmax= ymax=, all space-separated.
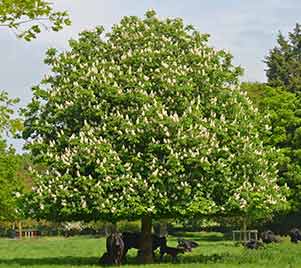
xmin=0 ymin=253 xmax=230 ymax=266
xmin=0 ymin=256 xmax=99 ymax=266
xmin=153 ymin=253 xmax=228 ymax=264
xmin=172 ymin=233 xmax=226 ymax=242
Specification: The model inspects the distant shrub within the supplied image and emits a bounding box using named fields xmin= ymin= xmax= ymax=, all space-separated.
xmin=117 ymin=220 xmax=141 ymax=233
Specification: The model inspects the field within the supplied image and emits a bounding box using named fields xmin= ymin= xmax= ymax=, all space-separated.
xmin=0 ymin=232 xmax=300 ymax=268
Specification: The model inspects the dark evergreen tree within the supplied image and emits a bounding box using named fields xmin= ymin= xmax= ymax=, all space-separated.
xmin=265 ymin=23 xmax=301 ymax=95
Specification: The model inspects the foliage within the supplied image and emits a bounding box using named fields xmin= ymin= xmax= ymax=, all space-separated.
xmin=242 ymin=82 xmax=301 ymax=211
xmin=16 ymin=154 xmax=35 ymax=191
xmin=117 ymin=220 xmax=141 ymax=233
xmin=0 ymin=90 xmax=21 ymax=136
xmin=0 ymin=0 xmax=71 ymax=41
xmin=0 ymin=140 xmax=23 ymax=221
xmin=0 ymin=91 xmax=23 ymax=221
xmin=22 ymin=10 xmax=286 ymax=224
xmin=265 ymin=23 xmax=301 ymax=95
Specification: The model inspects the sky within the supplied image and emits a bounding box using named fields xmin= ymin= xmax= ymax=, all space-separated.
xmin=1 ymin=0 xmax=301 ymax=152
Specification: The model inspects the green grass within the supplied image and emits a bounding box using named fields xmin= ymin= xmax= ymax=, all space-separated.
xmin=0 ymin=233 xmax=300 ymax=268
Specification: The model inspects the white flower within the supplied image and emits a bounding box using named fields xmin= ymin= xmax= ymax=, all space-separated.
xmin=81 ymin=200 xmax=87 ymax=208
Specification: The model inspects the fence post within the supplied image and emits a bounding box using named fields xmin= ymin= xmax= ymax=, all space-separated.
xmin=18 ymin=221 xmax=22 ymax=239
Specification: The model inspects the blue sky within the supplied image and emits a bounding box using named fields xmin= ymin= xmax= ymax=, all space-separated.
xmin=1 ymin=0 xmax=301 ymax=152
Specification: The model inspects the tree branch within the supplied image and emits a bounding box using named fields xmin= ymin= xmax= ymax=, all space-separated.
xmin=0 ymin=17 xmax=50 ymax=28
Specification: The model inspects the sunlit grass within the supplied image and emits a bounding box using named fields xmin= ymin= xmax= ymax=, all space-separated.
xmin=0 ymin=232 xmax=299 ymax=268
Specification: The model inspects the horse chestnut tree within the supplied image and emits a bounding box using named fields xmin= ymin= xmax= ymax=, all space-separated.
xmin=22 ymin=10 xmax=287 ymax=263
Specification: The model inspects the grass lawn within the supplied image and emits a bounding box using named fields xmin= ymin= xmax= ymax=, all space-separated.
xmin=0 ymin=232 xmax=299 ymax=268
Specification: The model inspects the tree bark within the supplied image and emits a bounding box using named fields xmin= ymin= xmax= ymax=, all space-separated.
xmin=242 ymin=217 xmax=247 ymax=242
xmin=111 ymin=223 xmax=117 ymax=233
xmin=105 ymin=222 xmax=117 ymax=236
xmin=159 ymin=221 xmax=168 ymax=237
xmin=18 ymin=221 xmax=22 ymax=239
xmin=154 ymin=221 xmax=167 ymax=237
xmin=140 ymin=215 xmax=153 ymax=263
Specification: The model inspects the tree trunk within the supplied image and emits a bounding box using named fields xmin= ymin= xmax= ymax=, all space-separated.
xmin=242 ymin=217 xmax=247 ymax=242
xmin=18 ymin=221 xmax=22 ymax=239
xmin=154 ymin=221 xmax=168 ymax=237
xmin=105 ymin=222 xmax=117 ymax=236
xmin=140 ymin=215 xmax=153 ymax=264
xmin=111 ymin=223 xmax=117 ymax=233
xmin=159 ymin=222 xmax=168 ymax=237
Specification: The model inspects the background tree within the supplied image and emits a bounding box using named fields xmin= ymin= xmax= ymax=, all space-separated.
xmin=0 ymin=91 xmax=21 ymax=135
xmin=265 ymin=23 xmax=301 ymax=95
xmin=242 ymin=82 xmax=301 ymax=223
xmin=0 ymin=0 xmax=70 ymax=221
xmin=22 ymin=10 xmax=287 ymax=263
xmin=262 ymin=22 xmax=301 ymax=231
xmin=0 ymin=141 xmax=23 ymax=221
xmin=0 ymin=0 xmax=71 ymax=41
xmin=0 ymin=91 xmax=23 ymax=221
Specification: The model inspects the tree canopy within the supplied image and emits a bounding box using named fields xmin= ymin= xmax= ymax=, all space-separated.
xmin=0 ymin=141 xmax=23 ymax=221
xmin=22 ymin=10 xmax=287 ymax=262
xmin=0 ymin=90 xmax=21 ymax=136
xmin=262 ymin=23 xmax=301 ymax=213
xmin=0 ymin=0 xmax=71 ymax=41
xmin=0 ymin=91 xmax=23 ymax=221
xmin=22 ymin=9 xmax=287 ymax=222
xmin=265 ymin=23 xmax=301 ymax=95
xmin=242 ymin=82 xmax=301 ymax=211
xmin=0 ymin=0 xmax=69 ymax=219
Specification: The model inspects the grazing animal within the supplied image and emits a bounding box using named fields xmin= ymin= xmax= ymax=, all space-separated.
xmin=121 ymin=232 xmax=166 ymax=258
xmin=160 ymin=245 xmax=186 ymax=262
xmin=261 ymin=230 xmax=280 ymax=244
xmin=99 ymin=252 xmax=112 ymax=265
xmin=106 ymin=232 xmax=124 ymax=265
xmin=244 ymin=239 xmax=264 ymax=249
xmin=289 ymin=228 xmax=301 ymax=243
xmin=153 ymin=235 xmax=167 ymax=252
xmin=177 ymin=238 xmax=199 ymax=252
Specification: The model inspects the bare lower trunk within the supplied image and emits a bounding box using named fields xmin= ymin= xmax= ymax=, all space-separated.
xmin=159 ymin=222 xmax=168 ymax=237
xmin=111 ymin=223 xmax=117 ymax=233
xmin=140 ymin=215 xmax=153 ymax=264
xmin=105 ymin=222 xmax=117 ymax=236
xmin=18 ymin=221 xmax=22 ymax=239
xmin=242 ymin=217 xmax=247 ymax=242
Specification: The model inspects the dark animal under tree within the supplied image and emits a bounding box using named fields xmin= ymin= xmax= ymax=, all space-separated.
xmin=289 ymin=228 xmax=301 ymax=243
xmin=261 ymin=230 xmax=280 ymax=244
xmin=99 ymin=252 xmax=112 ymax=265
xmin=159 ymin=245 xmax=186 ymax=262
xmin=106 ymin=232 xmax=124 ymax=265
xmin=177 ymin=238 xmax=199 ymax=252
xmin=122 ymin=231 xmax=166 ymax=259
xmin=244 ymin=239 xmax=264 ymax=249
